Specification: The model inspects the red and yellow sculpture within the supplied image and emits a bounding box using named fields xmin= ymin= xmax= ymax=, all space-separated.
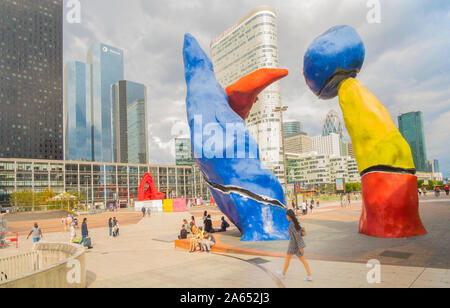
xmin=138 ymin=173 xmax=165 ymax=201
xmin=303 ymin=25 xmax=427 ymax=238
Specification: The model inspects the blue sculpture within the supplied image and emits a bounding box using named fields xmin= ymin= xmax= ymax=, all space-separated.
xmin=303 ymin=25 xmax=365 ymax=100
xmin=183 ymin=33 xmax=289 ymax=241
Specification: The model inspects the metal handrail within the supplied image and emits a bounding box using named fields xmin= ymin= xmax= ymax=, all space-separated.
xmin=0 ymin=251 xmax=39 ymax=282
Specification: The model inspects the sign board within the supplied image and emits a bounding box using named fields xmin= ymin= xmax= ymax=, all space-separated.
xmin=135 ymin=200 xmax=163 ymax=212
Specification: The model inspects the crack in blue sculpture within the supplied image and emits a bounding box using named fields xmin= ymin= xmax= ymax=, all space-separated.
xmin=183 ymin=33 xmax=289 ymax=242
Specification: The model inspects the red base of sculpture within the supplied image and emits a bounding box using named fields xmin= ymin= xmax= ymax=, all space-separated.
xmin=138 ymin=173 xmax=165 ymax=201
xmin=359 ymin=172 xmax=427 ymax=238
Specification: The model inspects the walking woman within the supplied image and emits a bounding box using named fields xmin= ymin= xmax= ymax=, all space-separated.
xmin=277 ymin=209 xmax=313 ymax=281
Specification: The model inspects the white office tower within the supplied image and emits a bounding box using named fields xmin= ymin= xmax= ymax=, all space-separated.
xmin=210 ymin=6 xmax=285 ymax=182
xmin=312 ymin=133 xmax=342 ymax=157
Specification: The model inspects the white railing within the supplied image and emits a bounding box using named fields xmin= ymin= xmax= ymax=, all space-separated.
xmin=0 ymin=251 xmax=40 ymax=282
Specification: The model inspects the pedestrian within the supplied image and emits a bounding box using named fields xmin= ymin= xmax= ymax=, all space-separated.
xmin=80 ymin=218 xmax=92 ymax=249
xmin=27 ymin=222 xmax=43 ymax=243
xmin=445 ymin=184 xmax=449 ymax=196
xmin=302 ymin=201 xmax=307 ymax=215
xmin=108 ymin=218 xmax=113 ymax=237
xmin=183 ymin=219 xmax=190 ymax=233
xmin=203 ymin=211 xmax=208 ymax=228
xmin=316 ymin=199 xmax=320 ymax=208
xmin=309 ymin=202 xmax=314 ymax=214
xmin=62 ymin=216 xmax=67 ymax=231
xmin=201 ymin=232 xmax=216 ymax=253
xmin=189 ymin=223 xmax=198 ymax=252
xmin=178 ymin=224 xmax=188 ymax=239
xmin=113 ymin=220 xmax=120 ymax=237
xmin=70 ymin=222 xmax=76 ymax=242
xmin=218 ymin=217 xmax=230 ymax=232
xmin=141 ymin=206 xmax=146 ymax=218
xmin=276 ymin=209 xmax=313 ymax=281
xmin=204 ymin=214 xmax=213 ymax=233
xmin=147 ymin=207 xmax=151 ymax=217
xmin=418 ymin=188 xmax=422 ymax=196
xmin=435 ymin=186 xmax=440 ymax=197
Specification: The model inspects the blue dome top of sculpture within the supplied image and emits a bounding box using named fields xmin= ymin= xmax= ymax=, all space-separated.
xmin=303 ymin=25 xmax=365 ymax=99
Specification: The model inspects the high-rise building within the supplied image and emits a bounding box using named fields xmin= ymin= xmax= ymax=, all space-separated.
xmin=210 ymin=6 xmax=285 ymax=182
xmin=284 ymin=121 xmax=305 ymax=138
xmin=434 ymin=159 xmax=440 ymax=173
xmin=347 ymin=142 xmax=354 ymax=158
xmin=312 ymin=133 xmax=342 ymax=157
xmin=398 ymin=112 xmax=427 ymax=172
xmin=287 ymin=153 xmax=360 ymax=187
xmin=127 ymin=99 xmax=148 ymax=164
xmin=64 ymin=61 xmax=92 ymax=161
xmin=426 ymin=159 xmax=440 ymax=173
xmin=285 ymin=134 xmax=312 ymax=155
xmin=0 ymin=0 xmax=63 ymax=160
xmin=323 ymin=110 xmax=344 ymax=138
xmin=88 ymin=43 xmax=124 ymax=163
xmin=175 ymin=138 xmax=194 ymax=166
xmin=112 ymin=81 xmax=148 ymax=164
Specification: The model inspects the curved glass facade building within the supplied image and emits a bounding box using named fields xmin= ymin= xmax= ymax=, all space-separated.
xmin=323 ymin=110 xmax=344 ymax=138
xmin=210 ymin=6 xmax=285 ymax=182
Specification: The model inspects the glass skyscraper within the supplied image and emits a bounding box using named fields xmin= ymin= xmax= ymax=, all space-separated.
xmin=64 ymin=61 xmax=92 ymax=161
xmin=284 ymin=121 xmax=305 ymax=138
xmin=0 ymin=0 xmax=63 ymax=160
xmin=127 ymin=99 xmax=148 ymax=164
xmin=175 ymin=138 xmax=194 ymax=166
xmin=323 ymin=110 xmax=344 ymax=138
xmin=88 ymin=43 xmax=124 ymax=163
xmin=398 ymin=111 xmax=428 ymax=172
xmin=112 ymin=80 xmax=148 ymax=164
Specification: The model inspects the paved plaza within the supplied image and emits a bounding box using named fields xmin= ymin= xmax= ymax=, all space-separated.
xmin=0 ymin=200 xmax=449 ymax=288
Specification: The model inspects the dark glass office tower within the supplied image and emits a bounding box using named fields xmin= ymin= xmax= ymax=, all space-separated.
xmin=0 ymin=0 xmax=63 ymax=159
xmin=398 ymin=111 xmax=428 ymax=172
xmin=112 ymin=80 xmax=148 ymax=164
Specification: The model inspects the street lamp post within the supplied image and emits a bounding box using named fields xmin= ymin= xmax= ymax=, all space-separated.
xmin=273 ymin=106 xmax=289 ymax=195
xmin=85 ymin=176 xmax=90 ymax=211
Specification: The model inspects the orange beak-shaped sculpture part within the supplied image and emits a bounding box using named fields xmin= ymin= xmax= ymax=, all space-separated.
xmin=225 ymin=68 xmax=289 ymax=121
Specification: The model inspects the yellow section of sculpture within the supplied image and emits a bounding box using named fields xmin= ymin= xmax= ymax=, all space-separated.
xmin=338 ymin=78 xmax=415 ymax=173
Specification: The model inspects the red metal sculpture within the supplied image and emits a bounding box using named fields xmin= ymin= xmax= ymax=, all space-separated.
xmin=138 ymin=173 xmax=165 ymax=201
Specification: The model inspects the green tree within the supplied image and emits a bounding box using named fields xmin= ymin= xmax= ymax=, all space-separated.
xmin=9 ymin=190 xmax=34 ymax=210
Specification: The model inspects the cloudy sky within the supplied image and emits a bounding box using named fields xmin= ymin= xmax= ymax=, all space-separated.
xmin=63 ymin=0 xmax=450 ymax=177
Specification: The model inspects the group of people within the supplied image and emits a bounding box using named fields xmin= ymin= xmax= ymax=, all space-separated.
xmin=62 ymin=215 xmax=78 ymax=231
xmin=141 ymin=206 xmax=151 ymax=218
xmin=419 ymin=185 xmax=450 ymax=197
xmin=178 ymin=211 xmax=231 ymax=253
xmin=296 ymin=199 xmax=319 ymax=215
xmin=28 ymin=217 xmax=92 ymax=249
xmin=108 ymin=217 xmax=120 ymax=237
